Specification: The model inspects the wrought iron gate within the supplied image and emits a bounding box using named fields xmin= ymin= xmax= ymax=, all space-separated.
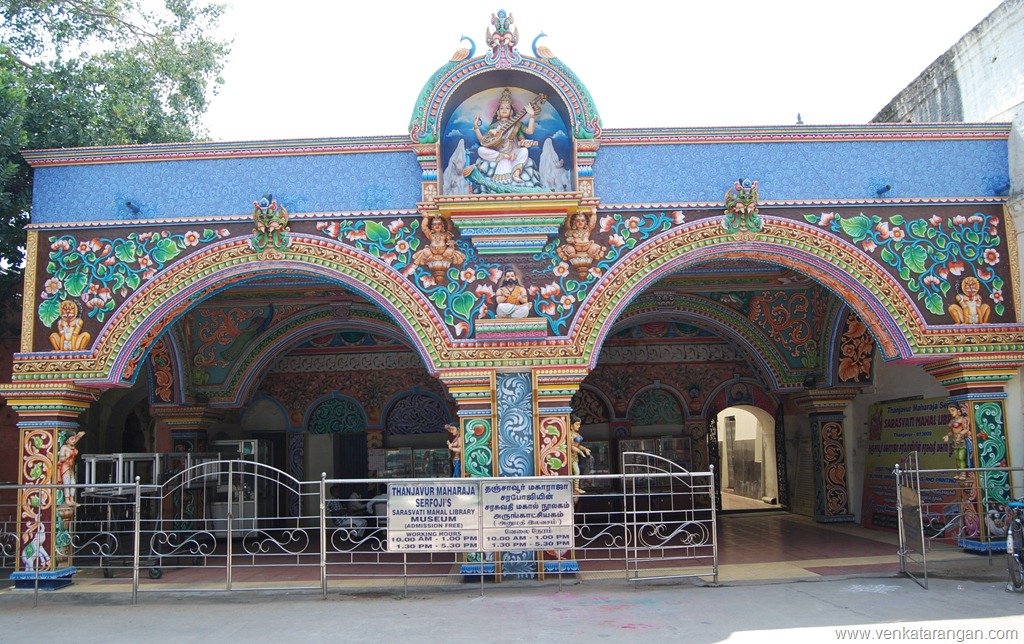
xmin=621 ymin=452 xmax=717 ymax=583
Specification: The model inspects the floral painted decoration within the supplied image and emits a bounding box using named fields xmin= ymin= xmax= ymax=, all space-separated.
xmin=804 ymin=211 xmax=1004 ymax=317
xmin=41 ymin=229 xmax=230 ymax=327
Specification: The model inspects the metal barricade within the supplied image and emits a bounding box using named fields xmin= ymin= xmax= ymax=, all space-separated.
xmin=895 ymin=456 xmax=1023 ymax=588
xmin=0 ymin=457 xmax=719 ymax=604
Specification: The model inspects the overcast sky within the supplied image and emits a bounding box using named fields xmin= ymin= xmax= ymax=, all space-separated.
xmin=200 ymin=1 xmax=1006 ymax=142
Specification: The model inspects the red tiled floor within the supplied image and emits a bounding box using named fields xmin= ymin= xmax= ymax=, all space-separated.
xmin=716 ymin=513 xmax=895 ymax=565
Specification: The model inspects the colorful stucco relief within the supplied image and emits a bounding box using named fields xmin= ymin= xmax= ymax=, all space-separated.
xmin=804 ymin=210 xmax=1008 ymax=321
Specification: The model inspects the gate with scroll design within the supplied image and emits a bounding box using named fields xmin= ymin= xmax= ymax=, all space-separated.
xmin=621 ymin=452 xmax=717 ymax=583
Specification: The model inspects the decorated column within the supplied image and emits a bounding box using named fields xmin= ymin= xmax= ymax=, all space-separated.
xmin=150 ymin=406 xmax=226 ymax=532
xmin=925 ymin=356 xmax=1021 ymax=550
xmin=0 ymin=383 xmax=98 ymax=588
xmin=438 ymin=369 xmax=497 ymax=479
xmin=792 ymin=387 xmax=860 ymax=523
xmin=534 ymin=367 xmax=588 ymax=478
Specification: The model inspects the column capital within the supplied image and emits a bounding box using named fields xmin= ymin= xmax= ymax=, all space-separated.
xmin=0 ymin=382 xmax=99 ymax=418
xmin=151 ymin=405 xmax=226 ymax=429
xmin=791 ymin=387 xmax=862 ymax=415
xmin=922 ymin=354 xmax=1024 ymax=396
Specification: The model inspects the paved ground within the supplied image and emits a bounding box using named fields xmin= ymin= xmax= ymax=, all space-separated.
xmin=1 ymin=556 xmax=1021 ymax=643
xmin=2 ymin=510 xmax=1021 ymax=642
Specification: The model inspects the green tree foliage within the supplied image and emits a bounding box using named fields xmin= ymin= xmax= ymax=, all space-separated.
xmin=0 ymin=0 xmax=229 ymax=332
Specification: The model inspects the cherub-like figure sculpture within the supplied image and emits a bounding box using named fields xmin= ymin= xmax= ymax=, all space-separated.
xmin=413 ymin=215 xmax=465 ymax=283
xmin=49 ymin=300 xmax=91 ymax=351
xmin=413 ymin=216 xmax=466 ymax=267
xmin=557 ymin=210 xmax=606 ymax=266
xmin=948 ymin=277 xmax=991 ymax=325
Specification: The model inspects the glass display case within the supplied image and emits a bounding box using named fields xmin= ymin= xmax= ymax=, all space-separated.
xmin=379 ymin=448 xmax=413 ymax=479
xmin=376 ymin=447 xmax=453 ymax=479
xmin=208 ymin=439 xmax=274 ymax=534
xmin=414 ymin=448 xmax=453 ymax=478
xmin=657 ymin=437 xmax=692 ymax=470
xmin=617 ymin=436 xmax=693 ymax=489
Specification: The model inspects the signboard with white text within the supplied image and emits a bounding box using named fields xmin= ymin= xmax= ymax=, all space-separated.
xmin=384 ymin=479 xmax=575 ymax=553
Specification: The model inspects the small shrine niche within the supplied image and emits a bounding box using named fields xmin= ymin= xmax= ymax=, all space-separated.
xmin=440 ymin=83 xmax=574 ymax=196
xmin=405 ymin=9 xmax=605 ymax=340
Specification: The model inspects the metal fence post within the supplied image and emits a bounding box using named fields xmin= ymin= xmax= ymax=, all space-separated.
xmin=226 ymin=461 xmax=233 ymax=591
xmin=320 ymin=473 xmax=327 ymax=600
xmin=132 ymin=476 xmax=141 ymax=605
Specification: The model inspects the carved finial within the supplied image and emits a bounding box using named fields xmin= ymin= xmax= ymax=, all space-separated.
xmin=484 ymin=9 xmax=521 ymax=68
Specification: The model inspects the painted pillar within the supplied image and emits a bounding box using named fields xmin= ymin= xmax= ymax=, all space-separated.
xmin=925 ymin=356 xmax=1022 ymax=550
xmin=0 ymin=384 xmax=98 ymax=587
xmin=792 ymin=387 xmax=860 ymax=523
xmin=150 ymin=406 xmax=225 ymax=532
xmin=534 ymin=367 xmax=587 ymax=478
xmin=151 ymin=405 xmax=223 ymax=454
xmin=437 ymin=369 xmax=496 ymax=575
xmin=439 ymin=367 xmax=587 ymax=578
xmin=439 ymin=369 xmax=496 ymax=478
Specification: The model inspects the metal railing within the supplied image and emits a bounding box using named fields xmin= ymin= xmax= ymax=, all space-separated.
xmin=895 ymin=459 xmax=1023 ymax=589
xmin=0 ymin=459 xmax=718 ymax=603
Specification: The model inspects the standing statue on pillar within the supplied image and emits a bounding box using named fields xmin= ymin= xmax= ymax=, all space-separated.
xmin=569 ymin=414 xmax=590 ymax=494
xmin=57 ymin=431 xmax=86 ymax=507
xmin=943 ymin=403 xmax=971 ymax=480
xmin=445 ymin=423 xmax=462 ymax=477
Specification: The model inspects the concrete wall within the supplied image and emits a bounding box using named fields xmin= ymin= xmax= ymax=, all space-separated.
xmin=873 ymin=0 xmax=1024 ymax=123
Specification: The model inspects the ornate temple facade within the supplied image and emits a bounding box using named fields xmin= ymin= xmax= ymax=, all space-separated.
xmin=3 ymin=10 xmax=1023 ymax=578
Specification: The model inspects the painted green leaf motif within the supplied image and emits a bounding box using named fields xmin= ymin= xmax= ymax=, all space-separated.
xmin=880 ymin=247 xmax=896 ymax=265
xmin=451 ymin=292 xmax=476 ymax=319
xmin=925 ymin=293 xmax=945 ymax=315
xmin=996 ymin=303 xmax=1005 ymax=316
xmin=546 ymin=456 xmax=565 ymax=469
xmin=940 ymin=281 xmax=951 ymax=296
xmin=898 ymin=266 xmax=910 ymax=282
xmin=364 ymin=220 xmax=391 ymax=243
xmin=889 ymin=215 xmax=905 ymax=226
xmin=65 ymin=269 xmax=89 ymax=297
xmin=39 ymin=298 xmax=61 ymax=327
xmin=126 ymin=272 xmax=141 ymax=290
xmin=114 ymin=240 xmax=137 ymax=262
xmin=839 ymin=214 xmax=871 ymax=241
xmin=803 ymin=214 xmax=820 ymax=224
xmin=429 ymin=290 xmax=447 ymax=308
xmin=151 ymin=238 xmax=182 ymax=264
xmin=901 ymin=246 xmax=928 ymax=273
xmin=908 ymin=219 xmax=929 ymax=237
xmin=993 ymin=277 xmax=1004 ymax=290
xmin=964 ymin=229 xmax=980 ymax=244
